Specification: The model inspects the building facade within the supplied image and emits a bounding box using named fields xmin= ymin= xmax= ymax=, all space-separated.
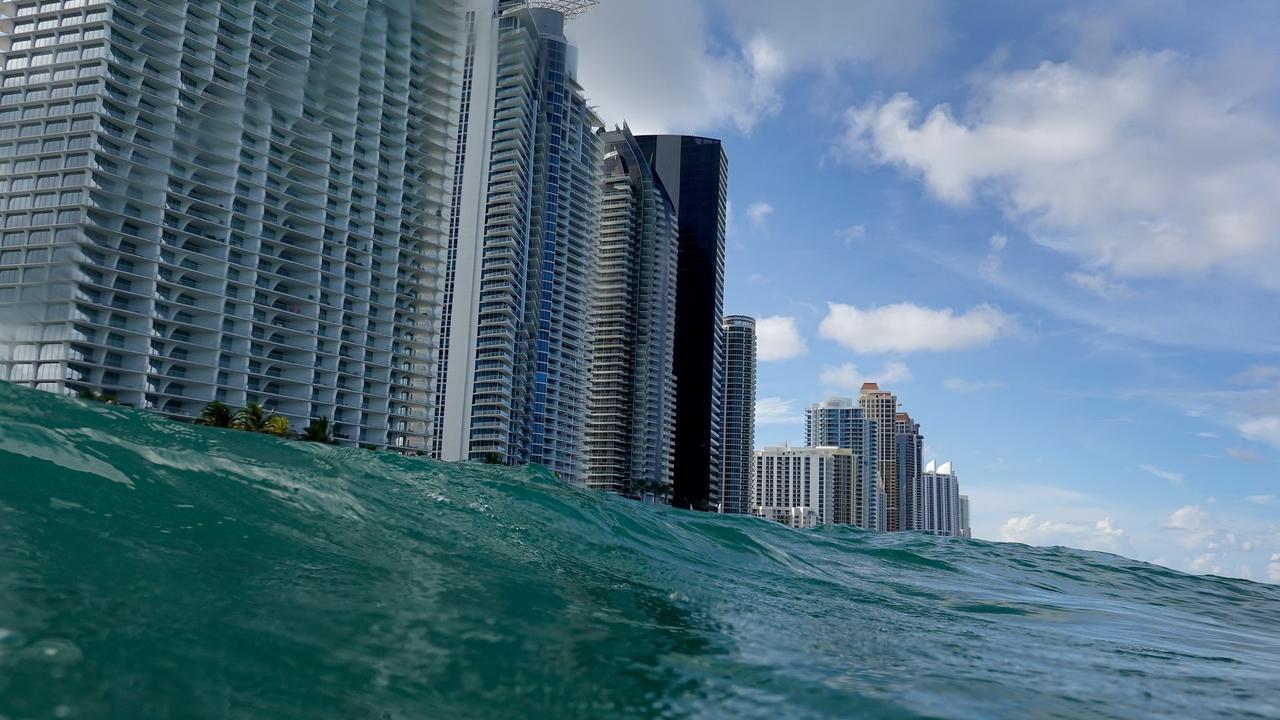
xmin=753 ymin=505 xmax=817 ymax=530
xmin=751 ymin=445 xmax=851 ymax=527
xmin=895 ymin=411 xmax=924 ymax=531
xmin=958 ymin=494 xmax=971 ymax=539
xmin=919 ymin=460 xmax=962 ymax=536
xmin=720 ymin=314 xmax=755 ymax=513
xmin=634 ymin=134 xmax=727 ymax=510
xmin=433 ymin=1 xmax=602 ymax=482
xmin=583 ymin=126 xmax=677 ymax=499
xmin=859 ymin=383 xmax=899 ymax=531
xmin=0 ymin=0 xmax=461 ymax=450
xmin=805 ymin=396 xmax=878 ymax=529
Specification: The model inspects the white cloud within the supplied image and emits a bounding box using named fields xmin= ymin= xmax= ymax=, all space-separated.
xmin=755 ymin=315 xmax=806 ymax=361
xmin=1229 ymin=365 xmax=1280 ymax=386
xmin=569 ymin=0 xmax=943 ymax=135
xmin=819 ymin=302 xmax=1013 ymax=353
xmin=980 ymin=234 xmax=1009 ymax=276
xmin=756 ymin=396 xmax=803 ymax=426
xmin=1065 ymin=271 xmax=1132 ymax=299
xmin=999 ymin=514 xmax=1127 ymax=554
xmin=1168 ymin=505 xmax=1205 ymax=530
xmin=1139 ymin=463 xmax=1185 ymax=486
xmin=1239 ymin=416 xmax=1280 ymax=448
xmin=843 ymin=52 xmax=1280 ymax=286
xmin=746 ymin=201 xmax=774 ymax=228
xmin=1195 ymin=431 xmax=1219 ymax=438
xmin=942 ymin=378 xmax=1004 ymax=394
xmin=1247 ymin=495 xmax=1276 ymax=506
xmin=1226 ymin=447 xmax=1264 ymax=463
xmin=837 ymin=224 xmax=866 ymax=246
xmin=820 ymin=360 xmax=912 ymax=390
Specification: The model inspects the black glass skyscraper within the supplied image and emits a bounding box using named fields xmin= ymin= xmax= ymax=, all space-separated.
xmin=634 ymin=135 xmax=727 ymax=510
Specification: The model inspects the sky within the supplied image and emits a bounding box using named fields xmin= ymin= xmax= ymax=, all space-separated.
xmin=567 ymin=0 xmax=1280 ymax=583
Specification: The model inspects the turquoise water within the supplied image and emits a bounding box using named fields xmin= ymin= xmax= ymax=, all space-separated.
xmin=1 ymin=382 xmax=1279 ymax=719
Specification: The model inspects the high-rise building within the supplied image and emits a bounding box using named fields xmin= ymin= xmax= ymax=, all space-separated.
xmin=634 ymin=134 xmax=727 ymax=510
xmin=720 ymin=314 xmax=755 ymax=514
xmin=919 ymin=460 xmax=962 ymax=536
xmin=434 ymin=1 xmax=602 ymax=482
xmin=958 ymin=494 xmax=971 ymax=539
xmin=583 ymin=126 xmax=678 ymax=499
xmin=751 ymin=445 xmax=850 ymax=527
xmin=805 ymin=396 xmax=878 ymax=529
xmin=895 ymin=412 xmax=924 ymax=531
xmin=859 ymin=382 xmax=899 ymax=531
xmin=0 ymin=0 xmax=461 ymax=450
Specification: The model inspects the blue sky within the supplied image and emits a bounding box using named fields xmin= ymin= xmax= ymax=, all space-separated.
xmin=568 ymin=0 xmax=1280 ymax=582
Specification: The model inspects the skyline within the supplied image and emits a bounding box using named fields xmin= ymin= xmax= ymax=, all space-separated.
xmin=0 ymin=0 xmax=1275 ymax=583
xmin=569 ymin=0 xmax=1280 ymax=582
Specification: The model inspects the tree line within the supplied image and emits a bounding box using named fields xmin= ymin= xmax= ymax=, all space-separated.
xmin=196 ymin=401 xmax=333 ymax=443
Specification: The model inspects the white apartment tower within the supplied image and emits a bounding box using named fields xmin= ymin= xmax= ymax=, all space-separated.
xmin=958 ymin=494 xmax=971 ymax=539
xmin=433 ymin=0 xmax=602 ymax=481
xmin=919 ymin=460 xmax=963 ymax=536
xmin=0 ymin=0 xmax=461 ymax=450
xmin=805 ymin=396 xmax=878 ymax=529
xmin=720 ymin=314 xmax=755 ymax=514
xmin=584 ymin=126 xmax=678 ymax=498
xmin=751 ymin=445 xmax=852 ymax=528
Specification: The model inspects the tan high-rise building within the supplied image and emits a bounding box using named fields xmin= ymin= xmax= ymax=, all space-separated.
xmin=859 ymin=382 xmax=898 ymax=531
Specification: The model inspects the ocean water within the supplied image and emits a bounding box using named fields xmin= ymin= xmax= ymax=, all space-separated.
xmin=1 ymin=382 xmax=1278 ymax=719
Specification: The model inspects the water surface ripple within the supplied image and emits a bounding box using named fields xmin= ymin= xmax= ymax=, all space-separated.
xmin=1 ymin=383 xmax=1278 ymax=718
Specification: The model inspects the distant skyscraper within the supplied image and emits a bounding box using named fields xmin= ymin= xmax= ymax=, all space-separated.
xmin=805 ymin=396 xmax=877 ymax=529
xmin=752 ymin=445 xmax=850 ymax=527
xmin=584 ymin=126 xmax=678 ymax=499
xmin=0 ymin=0 xmax=461 ymax=451
xmin=859 ymin=383 xmax=899 ymax=531
xmin=634 ymin=134 xmax=727 ymax=510
xmin=958 ymin=494 xmax=972 ymax=539
xmin=919 ymin=460 xmax=963 ymax=536
xmin=435 ymin=1 xmax=602 ymax=482
xmin=895 ymin=412 xmax=924 ymax=531
xmin=720 ymin=314 xmax=755 ymax=514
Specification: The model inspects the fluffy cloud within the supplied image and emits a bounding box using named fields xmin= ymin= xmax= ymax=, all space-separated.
xmin=836 ymin=224 xmax=866 ymax=246
xmin=1168 ymin=505 xmax=1205 ymax=530
xmin=942 ymin=378 xmax=1004 ymax=394
xmin=755 ymin=396 xmax=803 ymax=426
xmin=820 ymin=360 xmax=912 ymax=390
xmin=1065 ymin=271 xmax=1132 ymax=300
xmin=746 ymin=201 xmax=774 ymax=228
xmin=755 ymin=315 xmax=806 ymax=361
xmin=1225 ymin=447 xmax=1264 ymax=463
xmin=1230 ymin=365 xmax=1280 ymax=386
xmin=1239 ymin=416 xmax=1280 ymax=448
xmin=819 ymin=302 xmax=1013 ymax=353
xmin=1139 ymin=464 xmax=1185 ymax=486
xmin=999 ymin=514 xmax=1127 ymax=554
xmin=569 ymin=0 xmax=943 ymax=135
xmin=843 ymin=52 xmax=1280 ymax=285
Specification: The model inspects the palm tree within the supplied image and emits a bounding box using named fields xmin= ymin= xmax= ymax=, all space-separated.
xmin=301 ymin=417 xmax=332 ymax=443
xmin=264 ymin=415 xmax=291 ymax=437
xmin=196 ymin=401 xmax=233 ymax=428
xmin=231 ymin=402 xmax=270 ymax=432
